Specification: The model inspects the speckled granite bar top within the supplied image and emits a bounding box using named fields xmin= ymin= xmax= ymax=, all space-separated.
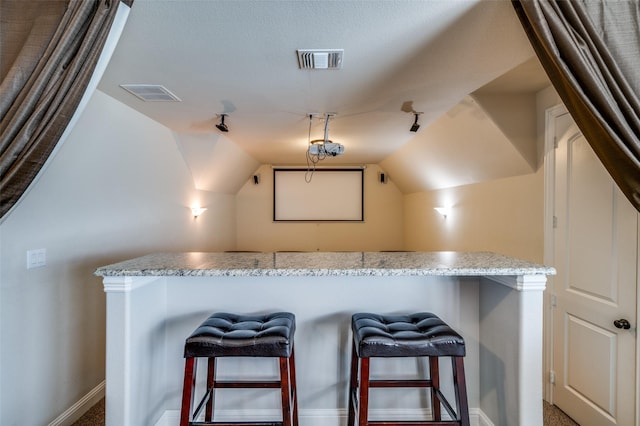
xmin=94 ymin=251 xmax=555 ymax=277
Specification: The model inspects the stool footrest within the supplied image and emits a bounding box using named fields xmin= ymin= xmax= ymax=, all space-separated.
xmin=369 ymin=379 xmax=432 ymax=388
xmin=215 ymin=381 xmax=281 ymax=389
xmin=190 ymin=422 xmax=284 ymax=426
xmin=367 ymin=422 xmax=463 ymax=425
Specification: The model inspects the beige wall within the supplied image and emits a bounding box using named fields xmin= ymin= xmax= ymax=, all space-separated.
xmin=404 ymin=169 xmax=545 ymax=263
xmin=401 ymin=85 xmax=561 ymax=264
xmin=0 ymin=90 xmax=236 ymax=425
xmin=236 ymin=164 xmax=404 ymax=251
xmin=237 ymin=159 xmax=546 ymax=261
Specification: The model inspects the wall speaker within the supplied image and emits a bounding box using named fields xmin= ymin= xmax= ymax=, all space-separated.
xmin=253 ymin=174 xmax=260 ymax=185
xmin=379 ymin=172 xmax=388 ymax=184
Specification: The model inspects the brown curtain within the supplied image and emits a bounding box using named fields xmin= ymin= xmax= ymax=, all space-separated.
xmin=513 ymin=0 xmax=640 ymax=212
xmin=0 ymin=0 xmax=134 ymax=220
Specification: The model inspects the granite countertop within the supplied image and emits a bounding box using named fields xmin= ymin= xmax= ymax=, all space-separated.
xmin=94 ymin=251 xmax=556 ymax=277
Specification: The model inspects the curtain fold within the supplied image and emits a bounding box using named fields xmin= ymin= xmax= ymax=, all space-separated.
xmin=513 ymin=0 xmax=640 ymax=212
xmin=0 ymin=0 xmax=133 ymax=220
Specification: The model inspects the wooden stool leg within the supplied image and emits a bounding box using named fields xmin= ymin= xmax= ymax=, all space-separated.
xmin=279 ymin=356 xmax=292 ymax=426
xmin=180 ymin=357 xmax=197 ymax=426
xmin=429 ymin=356 xmax=441 ymax=421
xmin=453 ymin=357 xmax=470 ymax=426
xmin=347 ymin=343 xmax=359 ymax=426
xmin=205 ymin=357 xmax=216 ymax=421
xmin=289 ymin=348 xmax=299 ymax=426
xmin=358 ymin=357 xmax=370 ymax=426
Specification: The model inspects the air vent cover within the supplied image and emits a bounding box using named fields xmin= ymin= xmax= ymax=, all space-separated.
xmin=297 ymin=49 xmax=343 ymax=70
xmin=119 ymin=84 xmax=182 ymax=102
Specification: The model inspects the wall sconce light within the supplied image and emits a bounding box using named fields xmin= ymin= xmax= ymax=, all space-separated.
xmin=191 ymin=207 xmax=207 ymax=218
xmin=434 ymin=207 xmax=451 ymax=219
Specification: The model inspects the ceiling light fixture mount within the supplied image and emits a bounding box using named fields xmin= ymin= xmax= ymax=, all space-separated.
xmin=216 ymin=114 xmax=229 ymax=132
xmin=410 ymin=112 xmax=423 ymax=132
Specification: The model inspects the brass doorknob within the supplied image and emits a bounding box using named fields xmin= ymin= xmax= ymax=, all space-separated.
xmin=613 ymin=319 xmax=631 ymax=329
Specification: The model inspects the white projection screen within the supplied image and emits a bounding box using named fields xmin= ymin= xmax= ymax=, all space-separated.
xmin=273 ymin=168 xmax=364 ymax=221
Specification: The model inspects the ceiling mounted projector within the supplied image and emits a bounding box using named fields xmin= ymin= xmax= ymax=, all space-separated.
xmin=307 ymin=114 xmax=344 ymax=158
xmin=309 ymin=141 xmax=345 ymax=156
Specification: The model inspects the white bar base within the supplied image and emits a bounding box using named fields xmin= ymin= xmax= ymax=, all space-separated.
xmin=154 ymin=408 xmax=494 ymax=426
xmin=101 ymin=272 xmax=546 ymax=426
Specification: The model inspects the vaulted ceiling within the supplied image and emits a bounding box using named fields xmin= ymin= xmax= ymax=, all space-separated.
xmin=98 ymin=0 xmax=551 ymax=194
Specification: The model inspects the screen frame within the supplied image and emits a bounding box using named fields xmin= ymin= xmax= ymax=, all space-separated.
xmin=272 ymin=168 xmax=364 ymax=222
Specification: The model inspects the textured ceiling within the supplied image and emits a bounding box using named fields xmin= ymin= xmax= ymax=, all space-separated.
xmin=98 ymin=0 xmax=550 ymax=193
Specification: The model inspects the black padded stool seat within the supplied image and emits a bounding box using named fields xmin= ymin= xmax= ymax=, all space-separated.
xmin=352 ymin=312 xmax=466 ymax=358
xmin=348 ymin=312 xmax=470 ymax=426
xmin=180 ymin=312 xmax=298 ymax=426
xmin=184 ymin=312 xmax=295 ymax=358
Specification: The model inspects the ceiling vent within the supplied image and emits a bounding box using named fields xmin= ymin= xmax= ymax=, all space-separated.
xmin=297 ymin=49 xmax=343 ymax=70
xmin=119 ymin=84 xmax=182 ymax=102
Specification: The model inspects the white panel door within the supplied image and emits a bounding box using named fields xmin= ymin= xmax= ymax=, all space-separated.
xmin=552 ymin=111 xmax=637 ymax=425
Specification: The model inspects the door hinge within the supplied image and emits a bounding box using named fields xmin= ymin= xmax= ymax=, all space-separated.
xmin=550 ymin=370 xmax=556 ymax=384
xmin=553 ymin=216 xmax=558 ymax=228
xmin=550 ymin=294 xmax=557 ymax=307
xmin=554 ymin=137 xmax=559 ymax=149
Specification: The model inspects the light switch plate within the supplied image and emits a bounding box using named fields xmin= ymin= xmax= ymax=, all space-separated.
xmin=27 ymin=248 xmax=46 ymax=269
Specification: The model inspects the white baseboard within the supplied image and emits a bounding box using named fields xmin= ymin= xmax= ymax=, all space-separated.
xmin=154 ymin=407 xmax=493 ymax=426
xmin=48 ymin=381 xmax=105 ymax=426
xmin=476 ymin=408 xmax=495 ymax=426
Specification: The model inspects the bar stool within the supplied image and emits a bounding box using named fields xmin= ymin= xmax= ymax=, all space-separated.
xmin=179 ymin=312 xmax=298 ymax=426
xmin=348 ymin=312 xmax=469 ymax=426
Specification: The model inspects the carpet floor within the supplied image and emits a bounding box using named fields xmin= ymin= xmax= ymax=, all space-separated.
xmin=71 ymin=398 xmax=104 ymax=426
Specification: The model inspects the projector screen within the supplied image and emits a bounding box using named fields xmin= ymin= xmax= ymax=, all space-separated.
xmin=273 ymin=168 xmax=364 ymax=221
